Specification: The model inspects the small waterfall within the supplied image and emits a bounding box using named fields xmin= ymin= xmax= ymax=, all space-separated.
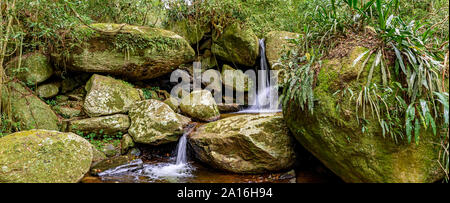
xmin=239 ymin=39 xmax=281 ymax=113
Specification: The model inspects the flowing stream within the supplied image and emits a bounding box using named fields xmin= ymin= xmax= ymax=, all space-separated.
xmin=238 ymin=38 xmax=281 ymax=114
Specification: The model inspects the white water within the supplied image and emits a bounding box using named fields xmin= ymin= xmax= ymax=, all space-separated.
xmin=239 ymin=38 xmax=281 ymax=114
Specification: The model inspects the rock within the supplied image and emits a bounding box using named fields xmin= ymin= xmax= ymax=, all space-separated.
xmin=176 ymin=113 xmax=191 ymax=127
xmin=128 ymin=99 xmax=183 ymax=145
xmin=0 ymin=130 xmax=93 ymax=183
xmin=1 ymin=81 xmax=59 ymax=131
xmin=90 ymin=155 xmax=137 ymax=176
xmin=212 ymin=23 xmax=259 ymax=67
xmin=180 ymin=90 xmax=220 ymax=122
xmin=120 ymin=134 xmax=135 ymax=155
xmin=58 ymin=23 xmax=195 ymax=80
xmin=164 ymin=97 xmax=180 ymax=112
xmin=167 ymin=19 xmax=210 ymax=45
xmin=60 ymin=73 xmax=91 ymax=94
xmin=217 ymin=103 xmax=240 ymax=113
xmin=221 ymin=64 xmax=254 ymax=92
xmin=83 ymin=74 xmax=141 ymax=117
xmin=6 ymin=52 xmax=53 ymax=85
xmin=189 ymin=114 xmax=296 ymax=173
xmin=55 ymin=95 xmax=69 ymax=103
xmin=265 ymin=31 xmax=300 ymax=84
xmin=101 ymin=144 xmax=119 ymax=157
xmin=68 ymin=114 xmax=130 ymax=135
xmin=53 ymin=106 xmax=82 ymax=118
xmin=92 ymin=146 xmax=107 ymax=165
xmin=283 ymin=46 xmax=444 ymax=183
xmin=36 ymin=82 xmax=60 ymax=98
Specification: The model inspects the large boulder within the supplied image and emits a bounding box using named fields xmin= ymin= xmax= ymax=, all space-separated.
xmin=6 ymin=52 xmax=53 ymax=85
xmin=83 ymin=74 xmax=141 ymax=117
xmin=1 ymin=81 xmax=59 ymax=131
xmin=180 ymin=90 xmax=220 ymax=122
xmin=212 ymin=23 xmax=259 ymax=67
xmin=56 ymin=23 xmax=195 ymax=80
xmin=283 ymin=46 xmax=444 ymax=183
xmin=189 ymin=114 xmax=296 ymax=173
xmin=128 ymin=99 xmax=183 ymax=145
xmin=68 ymin=114 xmax=130 ymax=135
xmin=221 ymin=64 xmax=254 ymax=92
xmin=265 ymin=31 xmax=300 ymax=84
xmin=0 ymin=130 xmax=93 ymax=183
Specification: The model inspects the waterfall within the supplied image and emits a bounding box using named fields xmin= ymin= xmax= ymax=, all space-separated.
xmin=239 ymin=39 xmax=281 ymax=113
xmin=175 ymin=134 xmax=188 ymax=164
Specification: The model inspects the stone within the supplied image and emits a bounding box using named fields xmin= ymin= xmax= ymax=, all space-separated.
xmin=36 ymin=82 xmax=60 ymax=98
xmin=1 ymin=81 xmax=59 ymax=131
xmin=212 ymin=23 xmax=259 ymax=67
xmin=265 ymin=31 xmax=300 ymax=84
xmin=83 ymin=74 xmax=141 ymax=117
xmin=68 ymin=114 xmax=130 ymax=135
xmin=189 ymin=114 xmax=296 ymax=173
xmin=57 ymin=23 xmax=195 ymax=80
xmin=180 ymin=90 xmax=220 ymax=122
xmin=120 ymin=134 xmax=135 ymax=155
xmin=101 ymin=143 xmax=118 ymax=157
xmin=283 ymin=46 xmax=445 ymax=183
xmin=221 ymin=64 xmax=254 ymax=92
xmin=167 ymin=19 xmax=210 ymax=45
xmin=6 ymin=52 xmax=53 ymax=85
xmin=53 ymin=106 xmax=82 ymax=119
xmin=128 ymin=99 xmax=183 ymax=145
xmin=0 ymin=130 xmax=93 ymax=183
xmin=90 ymin=155 xmax=137 ymax=176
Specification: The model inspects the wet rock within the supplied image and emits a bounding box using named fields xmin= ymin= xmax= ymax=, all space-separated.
xmin=212 ymin=23 xmax=259 ymax=67
xmin=92 ymin=146 xmax=107 ymax=165
xmin=36 ymin=82 xmax=60 ymax=98
xmin=6 ymin=52 xmax=53 ymax=85
xmin=221 ymin=64 xmax=253 ymax=92
xmin=180 ymin=90 xmax=220 ymax=122
xmin=1 ymin=81 xmax=59 ymax=131
xmin=217 ymin=103 xmax=240 ymax=113
xmin=265 ymin=31 xmax=300 ymax=84
xmin=0 ymin=130 xmax=93 ymax=183
xmin=102 ymin=143 xmax=119 ymax=157
xmin=57 ymin=23 xmax=195 ymax=80
xmin=68 ymin=114 xmax=130 ymax=135
xmin=83 ymin=74 xmax=141 ymax=117
xmin=120 ymin=134 xmax=135 ymax=155
xmin=128 ymin=99 xmax=183 ymax=145
xmin=283 ymin=46 xmax=445 ymax=183
xmin=90 ymin=155 xmax=137 ymax=176
xmin=189 ymin=114 xmax=296 ymax=173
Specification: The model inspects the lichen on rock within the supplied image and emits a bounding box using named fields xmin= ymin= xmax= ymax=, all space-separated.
xmin=179 ymin=90 xmax=220 ymax=122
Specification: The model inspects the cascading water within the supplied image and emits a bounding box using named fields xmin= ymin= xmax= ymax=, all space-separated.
xmin=239 ymin=38 xmax=281 ymax=113
xmin=98 ymin=125 xmax=196 ymax=182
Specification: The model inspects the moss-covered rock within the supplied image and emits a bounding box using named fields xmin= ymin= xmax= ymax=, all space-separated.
xmin=265 ymin=31 xmax=300 ymax=84
xmin=120 ymin=134 xmax=135 ymax=155
xmin=180 ymin=90 xmax=220 ymax=122
xmin=90 ymin=155 xmax=137 ymax=176
xmin=58 ymin=23 xmax=195 ymax=80
xmin=164 ymin=97 xmax=180 ymax=112
xmin=53 ymin=106 xmax=82 ymax=119
xmin=212 ymin=23 xmax=259 ymax=67
xmin=83 ymin=74 xmax=141 ymax=117
xmin=36 ymin=82 xmax=60 ymax=98
xmin=221 ymin=64 xmax=254 ymax=92
xmin=189 ymin=114 xmax=296 ymax=173
xmin=167 ymin=19 xmax=210 ymax=45
xmin=283 ymin=46 xmax=444 ymax=183
xmin=0 ymin=130 xmax=93 ymax=183
xmin=68 ymin=114 xmax=130 ymax=135
xmin=128 ymin=99 xmax=183 ymax=145
xmin=1 ymin=81 xmax=59 ymax=131
xmin=6 ymin=52 xmax=53 ymax=85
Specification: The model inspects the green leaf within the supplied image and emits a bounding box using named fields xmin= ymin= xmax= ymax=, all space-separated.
xmin=414 ymin=119 xmax=420 ymax=145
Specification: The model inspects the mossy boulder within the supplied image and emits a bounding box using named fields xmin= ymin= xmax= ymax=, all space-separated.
xmin=83 ymin=74 xmax=141 ymax=117
xmin=0 ymin=130 xmax=93 ymax=183
xmin=58 ymin=23 xmax=195 ymax=80
xmin=53 ymin=106 xmax=82 ymax=119
xmin=189 ymin=114 xmax=296 ymax=173
xmin=283 ymin=46 xmax=444 ymax=183
xmin=167 ymin=19 xmax=210 ymax=45
xmin=128 ymin=99 xmax=183 ymax=145
xmin=68 ymin=114 xmax=130 ymax=135
xmin=221 ymin=64 xmax=254 ymax=92
xmin=265 ymin=31 xmax=300 ymax=84
xmin=120 ymin=134 xmax=135 ymax=155
xmin=6 ymin=52 xmax=53 ymax=85
xmin=1 ymin=81 xmax=59 ymax=131
xmin=36 ymin=82 xmax=60 ymax=98
xmin=180 ymin=90 xmax=220 ymax=122
xmin=212 ymin=23 xmax=259 ymax=67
